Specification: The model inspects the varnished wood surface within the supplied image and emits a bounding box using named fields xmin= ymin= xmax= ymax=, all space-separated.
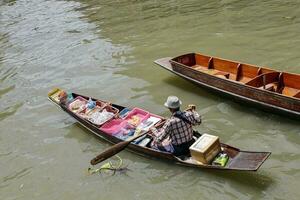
xmin=155 ymin=53 xmax=300 ymax=118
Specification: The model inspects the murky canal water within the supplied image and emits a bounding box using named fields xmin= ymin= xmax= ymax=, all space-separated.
xmin=0 ymin=0 xmax=299 ymax=199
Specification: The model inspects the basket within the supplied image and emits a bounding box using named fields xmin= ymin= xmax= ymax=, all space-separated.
xmin=84 ymin=104 xmax=119 ymax=126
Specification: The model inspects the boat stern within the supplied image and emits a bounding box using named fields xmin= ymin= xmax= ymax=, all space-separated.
xmin=227 ymin=151 xmax=271 ymax=171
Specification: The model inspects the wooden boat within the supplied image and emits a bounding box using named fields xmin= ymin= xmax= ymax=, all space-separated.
xmin=155 ymin=53 xmax=300 ymax=117
xmin=48 ymin=88 xmax=270 ymax=171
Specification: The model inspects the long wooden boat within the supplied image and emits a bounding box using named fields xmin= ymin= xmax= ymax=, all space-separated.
xmin=48 ymin=88 xmax=270 ymax=171
xmin=155 ymin=53 xmax=300 ymax=118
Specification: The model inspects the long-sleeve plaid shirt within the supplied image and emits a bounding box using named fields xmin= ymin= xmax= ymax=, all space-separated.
xmin=152 ymin=110 xmax=201 ymax=145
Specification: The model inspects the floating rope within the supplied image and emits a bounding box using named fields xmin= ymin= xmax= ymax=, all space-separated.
xmin=88 ymin=155 xmax=127 ymax=175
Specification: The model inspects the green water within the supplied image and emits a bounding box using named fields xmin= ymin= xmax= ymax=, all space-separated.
xmin=0 ymin=0 xmax=299 ymax=199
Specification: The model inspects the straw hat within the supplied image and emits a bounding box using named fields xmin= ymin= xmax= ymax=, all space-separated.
xmin=164 ymin=96 xmax=182 ymax=109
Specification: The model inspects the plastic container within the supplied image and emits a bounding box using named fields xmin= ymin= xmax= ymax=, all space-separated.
xmin=212 ymin=152 xmax=229 ymax=167
xmin=135 ymin=116 xmax=162 ymax=133
xmin=91 ymin=105 xmax=119 ymax=126
xmin=124 ymin=108 xmax=150 ymax=127
xmin=119 ymin=108 xmax=132 ymax=118
xmin=86 ymin=109 xmax=114 ymax=126
xmin=100 ymin=119 xmax=128 ymax=135
xmin=48 ymin=88 xmax=62 ymax=103
xmin=69 ymin=97 xmax=108 ymax=110
xmin=137 ymin=137 xmax=152 ymax=147
xmin=81 ymin=104 xmax=119 ymax=126
xmin=101 ymin=104 xmax=119 ymax=116
xmin=68 ymin=96 xmax=88 ymax=113
xmin=95 ymin=100 xmax=108 ymax=109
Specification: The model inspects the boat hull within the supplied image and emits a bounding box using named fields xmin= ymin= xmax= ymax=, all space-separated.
xmin=155 ymin=57 xmax=300 ymax=118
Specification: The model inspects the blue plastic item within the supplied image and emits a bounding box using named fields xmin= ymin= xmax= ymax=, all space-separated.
xmin=87 ymin=98 xmax=96 ymax=109
xmin=119 ymin=108 xmax=131 ymax=118
xmin=65 ymin=92 xmax=74 ymax=104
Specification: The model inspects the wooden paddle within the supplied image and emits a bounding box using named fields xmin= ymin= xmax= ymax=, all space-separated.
xmin=90 ymin=131 xmax=149 ymax=165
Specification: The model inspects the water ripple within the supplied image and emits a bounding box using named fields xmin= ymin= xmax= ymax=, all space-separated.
xmin=0 ymin=102 xmax=23 ymax=121
xmin=0 ymin=85 xmax=15 ymax=98
xmin=2 ymin=167 xmax=32 ymax=183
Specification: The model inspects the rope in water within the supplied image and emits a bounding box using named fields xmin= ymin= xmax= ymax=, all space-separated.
xmin=88 ymin=155 xmax=123 ymax=174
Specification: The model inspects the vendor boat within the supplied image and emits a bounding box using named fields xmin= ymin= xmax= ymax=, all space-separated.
xmin=155 ymin=53 xmax=300 ymax=118
xmin=48 ymin=88 xmax=271 ymax=171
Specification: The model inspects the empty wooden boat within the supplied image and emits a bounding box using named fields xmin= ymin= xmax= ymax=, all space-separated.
xmin=155 ymin=53 xmax=300 ymax=117
xmin=48 ymin=88 xmax=270 ymax=171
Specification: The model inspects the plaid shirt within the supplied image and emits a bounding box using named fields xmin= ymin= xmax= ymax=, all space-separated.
xmin=153 ymin=110 xmax=201 ymax=145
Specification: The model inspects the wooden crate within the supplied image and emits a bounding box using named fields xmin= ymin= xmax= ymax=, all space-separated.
xmin=189 ymin=134 xmax=221 ymax=164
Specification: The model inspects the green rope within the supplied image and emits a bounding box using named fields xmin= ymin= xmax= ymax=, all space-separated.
xmin=88 ymin=155 xmax=123 ymax=175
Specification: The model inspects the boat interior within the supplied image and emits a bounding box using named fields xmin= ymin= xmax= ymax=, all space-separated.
xmin=171 ymin=53 xmax=300 ymax=99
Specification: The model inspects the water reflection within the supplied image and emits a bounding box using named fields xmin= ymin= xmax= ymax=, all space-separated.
xmin=114 ymin=157 xmax=276 ymax=199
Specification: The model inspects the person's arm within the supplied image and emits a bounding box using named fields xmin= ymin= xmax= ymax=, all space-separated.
xmin=150 ymin=120 xmax=172 ymax=142
xmin=186 ymin=104 xmax=201 ymax=125
xmin=191 ymin=111 xmax=201 ymax=125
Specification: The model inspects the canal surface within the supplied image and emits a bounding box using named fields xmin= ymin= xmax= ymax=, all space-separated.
xmin=0 ymin=0 xmax=299 ymax=199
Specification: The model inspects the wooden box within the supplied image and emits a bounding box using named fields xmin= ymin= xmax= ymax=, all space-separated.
xmin=189 ymin=134 xmax=221 ymax=164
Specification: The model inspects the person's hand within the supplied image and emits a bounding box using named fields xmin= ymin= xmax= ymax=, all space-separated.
xmin=148 ymin=127 xmax=156 ymax=136
xmin=153 ymin=136 xmax=161 ymax=144
xmin=187 ymin=104 xmax=196 ymax=111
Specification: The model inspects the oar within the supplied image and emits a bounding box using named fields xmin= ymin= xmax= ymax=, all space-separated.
xmin=90 ymin=131 xmax=149 ymax=165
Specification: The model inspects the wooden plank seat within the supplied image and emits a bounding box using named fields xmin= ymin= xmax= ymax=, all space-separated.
xmin=258 ymin=83 xmax=277 ymax=92
xmin=238 ymin=76 xmax=252 ymax=83
xmin=293 ymin=91 xmax=300 ymax=98
xmin=214 ymin=71 xmax=230 ymax=79
xmin=191 ymin=65 xmax=217 ymax=75
xmin=245 ymin=72 xmax=280 ymax=92
xmin=282 ymin=87 xmax=299 ymax=97
xmin=278 ymin=72 xmax=300 ymax=97
xmin=193 ymin=58 xmax=241 ymax=81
